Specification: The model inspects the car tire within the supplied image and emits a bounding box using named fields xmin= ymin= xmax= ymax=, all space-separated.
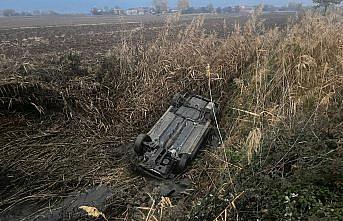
xmin=134 ymin=134 xmax=152 ymax=156
xmin=176 ymin=154 xmax=188 ymax=172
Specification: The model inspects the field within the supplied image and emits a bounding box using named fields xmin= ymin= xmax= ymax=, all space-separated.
xmin=0 ymin=13 xmax=290 ymax=64
xmin=0 ymin=11 xmax=342 ymax=221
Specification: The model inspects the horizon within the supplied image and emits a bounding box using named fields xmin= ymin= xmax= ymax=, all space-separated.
xmin=0 ymin=0 xmax=313 ymax=13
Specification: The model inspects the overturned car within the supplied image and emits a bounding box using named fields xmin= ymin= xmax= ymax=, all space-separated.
xmin=134 ymin=93 xmax=218 ymax=179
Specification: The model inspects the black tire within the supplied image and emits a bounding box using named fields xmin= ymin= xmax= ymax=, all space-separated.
xmin=176 ymin=154 xmax=188 ymax=172
xmin=134 ymin=134 xmax=152 ymax=156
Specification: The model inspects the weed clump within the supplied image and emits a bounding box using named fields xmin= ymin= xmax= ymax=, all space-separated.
xmin=190 ymin=11 xmax=343 ymax=221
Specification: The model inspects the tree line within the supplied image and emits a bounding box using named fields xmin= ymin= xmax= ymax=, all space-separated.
xmin=153 ymin=0 xmax=342 ymax=13
xmin=1 ymin=9 xmax=59 ymax=17
xmin=1 ymin=0 xmax=341 ymax=17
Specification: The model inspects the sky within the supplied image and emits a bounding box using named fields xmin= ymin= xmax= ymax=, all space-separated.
xmin=0 ymin=0 xmax=313 ymax=13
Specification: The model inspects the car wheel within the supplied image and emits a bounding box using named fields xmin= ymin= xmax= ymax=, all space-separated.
xmin=176 ymin=154 xmax=188 ymax=172
xmin=134 ymin=134 xmax=152 ymax=156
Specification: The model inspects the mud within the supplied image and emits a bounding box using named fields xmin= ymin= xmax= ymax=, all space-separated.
xmin=1 ymin=186 xmax=113 ymax=221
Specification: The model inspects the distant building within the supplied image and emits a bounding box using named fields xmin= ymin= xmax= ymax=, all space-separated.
xmin=137 ymin=8 xmax=145 ymax=15
xmin=240 ymin=5 xmax=254 ymax=14
xmin=91 ymin=8 xmax=103 ymax=15
xmin=126 ymin=8 xmax=138 ymax=16
xmin=222 ymin=5 xmax=254 ymax=14
xmin=91 ymin=7 xmax=126 ymax=16
xmin=111 ymin=8 xmax=125 ymax=15
xmin=126 ymin=7 xmax=154 ymax=16
xmin=170 ymin=9 xmax=180 ymax=13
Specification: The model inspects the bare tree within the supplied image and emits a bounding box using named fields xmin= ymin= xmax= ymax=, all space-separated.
xmin=3 ymin=9 xmax=16 ymax=17
xmin=207 ymin=3 xmax=214 ymax=13
xmin=153 ymin=0 xmax=168 ymax=13
xmin=177 ymin=0 xmax=190 ymax=11
xmin=313 ymin=0 xmax=343 ymax=14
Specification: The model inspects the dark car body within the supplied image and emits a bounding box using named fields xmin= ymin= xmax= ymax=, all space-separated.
xmin=134 ymin=93 xmax=217 ymax=179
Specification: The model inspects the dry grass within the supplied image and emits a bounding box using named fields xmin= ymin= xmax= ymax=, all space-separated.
xmin=191 ymin=10 xmax=343 ymax=220
xmin=0 ymin=9 xmax=342 ymax=220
